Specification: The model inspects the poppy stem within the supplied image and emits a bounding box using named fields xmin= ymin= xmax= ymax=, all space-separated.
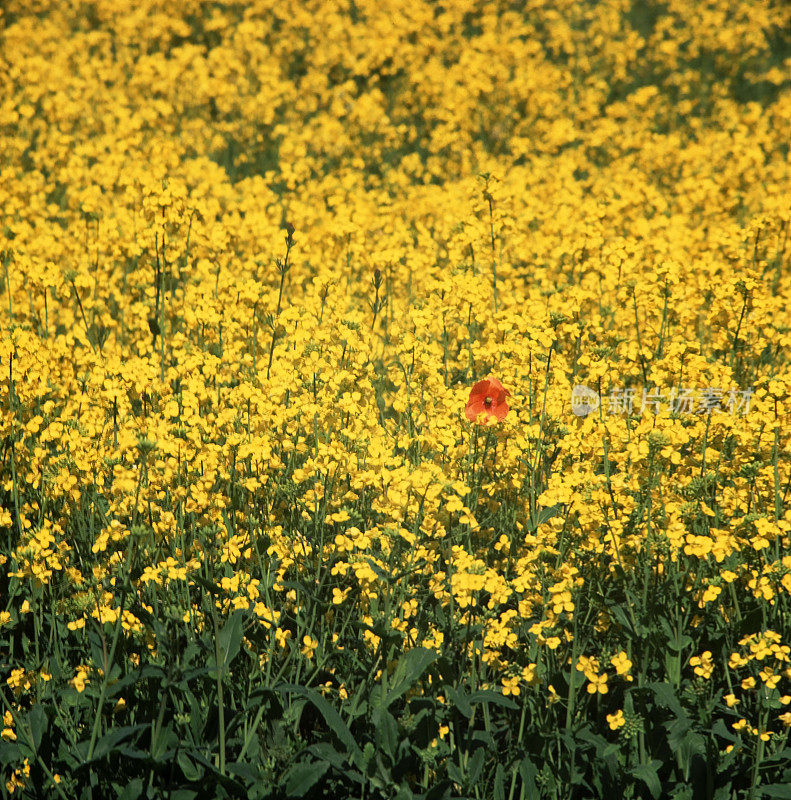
xmin=530 ymin=348 xmax=553 ymax=526
xmin=472 ymin=428 xmax=493 ymax=534
xmin=485 ymin=184 xmax=498 ymax=312
xmin=266 ymin=226 xmax=294 ymax=379
xmin=631 ymin=288 xmax=649 ymax=385
xmin=370 ymin=268 xmax=384 ymax=330
xmin=442 ymin=315 xmax=449 ymax=386
xmin=466 ymin=304 xmax=475 ymax=380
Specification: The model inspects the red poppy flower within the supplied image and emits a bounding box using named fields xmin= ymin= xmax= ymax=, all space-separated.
xmin=465 ymin=377 xmax=510 ymax=423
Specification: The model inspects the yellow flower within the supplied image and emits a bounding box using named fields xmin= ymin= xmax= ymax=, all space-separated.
xmin=332 ymin=587 xmax=350 ymax=605
xmin=521 ymin=663 xmax=538 ymax=685
xmin=699 ymin=584 xmax=722 ymax=607
xmin=1 ymin=709 xmax=16 ymax=742
xmin=6 ymin=669 xmax=34 ymax=697
xmin=586 ymin=673 xmax=608 ymax=695
xmin=724 ymin=693 xmax=739 ymax=708
xmin=759 ymin=667 xmax=780 ymax=689
xmin=301 ymin=635 xmax=318 ymax=659
xmin=70 ymin=667 xmax=90 ymax=693
xmin=610 ymin=651 xmax=633 ymax=681
xmin=606 ymin=710 xmax=625 ymax=730
xmin=689 ymin=651 xmax=714 ymax=680
xmin=729 ymin=652 xmax=749 ymax=669
xmin=577 ymin=655 xmax=600 ymax=677
xmin=501 ymin=675 xmax=521 ymax=696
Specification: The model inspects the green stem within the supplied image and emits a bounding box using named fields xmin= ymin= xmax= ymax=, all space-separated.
xmin=86 ymin=591 xmax=127 ymax=762
xmin=211 ymin=604 xmax=227 ymax=775
xmin=0 ymin=694 xmax=70 ymax=800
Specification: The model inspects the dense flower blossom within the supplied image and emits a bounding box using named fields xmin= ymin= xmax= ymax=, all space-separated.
xmin=1 ymin=0 xmax=790 ymax=793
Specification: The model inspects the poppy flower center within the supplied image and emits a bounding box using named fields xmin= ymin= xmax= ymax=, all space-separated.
xmin=484 ymin=396 xmax=493 ymax=407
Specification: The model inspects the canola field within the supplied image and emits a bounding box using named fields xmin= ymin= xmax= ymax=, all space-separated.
xmin=1 ymin=1 xmax=790 ymax=797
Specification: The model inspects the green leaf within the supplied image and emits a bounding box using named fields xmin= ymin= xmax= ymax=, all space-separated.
xmin=177 ymin=750 xmax=203 ymax=782
xmin=444 ymin=685 xmax=473 ymax=719
xmin=666 ymin=716 xmax=692 ymax=751
xmin=519 ymin=755 xmax=539 ymax=796
xmin=761 ymin=747 xmax=791 ymax=766
xmin=116 ymin=778 xmax=144 ymax=800
xmin=117 ymin=747 xmax=151 ymax=761
xmin=631 ymin=761 xmax=663 ymax=799
xmin=424 ymin=780 xmax=453 ymax=800
xmin=150 ymin=725 xmax=179 ymax=762
xmin=187 ymin=688 xmax=205 ymax=743
xmin=670 ymin=726 xmax=706 ymax=767
xmin=659 ymin=617 xmax=693 ymax=652
xmin=91 ymin=725 xmax=148 ymax=762
xmin=395 ymin=783 xmax=415 ymax=800
xmin=0 ymin=741 xmax=25 ymax=767
xmin=467 ymin=690 xmax=518 ymax=710
xmin=757 ymin=786 xmax=791 ymax=799
xmin=226 ymin=761 xmax=260 ymax=782
xmin=307 ymin=742 xmax=347 ymax=771
xmin=372 ymin=707 xmax=398 ymax=760
xmin=277 ymin=684 xmax=363 ymax=763
xmin=246 ymin=687 xmax=283 ymax=719
xmin=472 ymin=729 xmax=496 ymax=749
xmin=648 ymin=681 xmax=687 ymax=718
xmin=170 ymin=791 xmax=199 ymax=800
xmin=711 ymin=718 xmax=739 ymax=743
xmin=608 ymin=604 xmax=645 ymax=638
xmin=284 ymin=760 xmax=329 ymax=796
xmin=533 ymin=503 xmax=562 ymax=529
xmin=493 ymin=763 xmax=506 ymax=800
xmin=447 ymin=761 xmax=464 ymax=786
xmin=383 ymin=647 xmax=437 ymax=708
xmin=27 ymin=704 xmax=47 ymax=751
xmin=576 ymin=726 xmax=618 ymax=774
xmin=467 ymin=747 xmax=485 ymax=785
xmin=217 ymin=611 xmax=245 ymax=670
xmin=540 ymin=763 xmax=559 ymax=794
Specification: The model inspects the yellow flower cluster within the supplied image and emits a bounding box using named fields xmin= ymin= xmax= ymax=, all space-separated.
xmin=725 ymin=631 xmax=791 ymax=738
xmin=0 ymin=0 xmax=789 ymax=766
